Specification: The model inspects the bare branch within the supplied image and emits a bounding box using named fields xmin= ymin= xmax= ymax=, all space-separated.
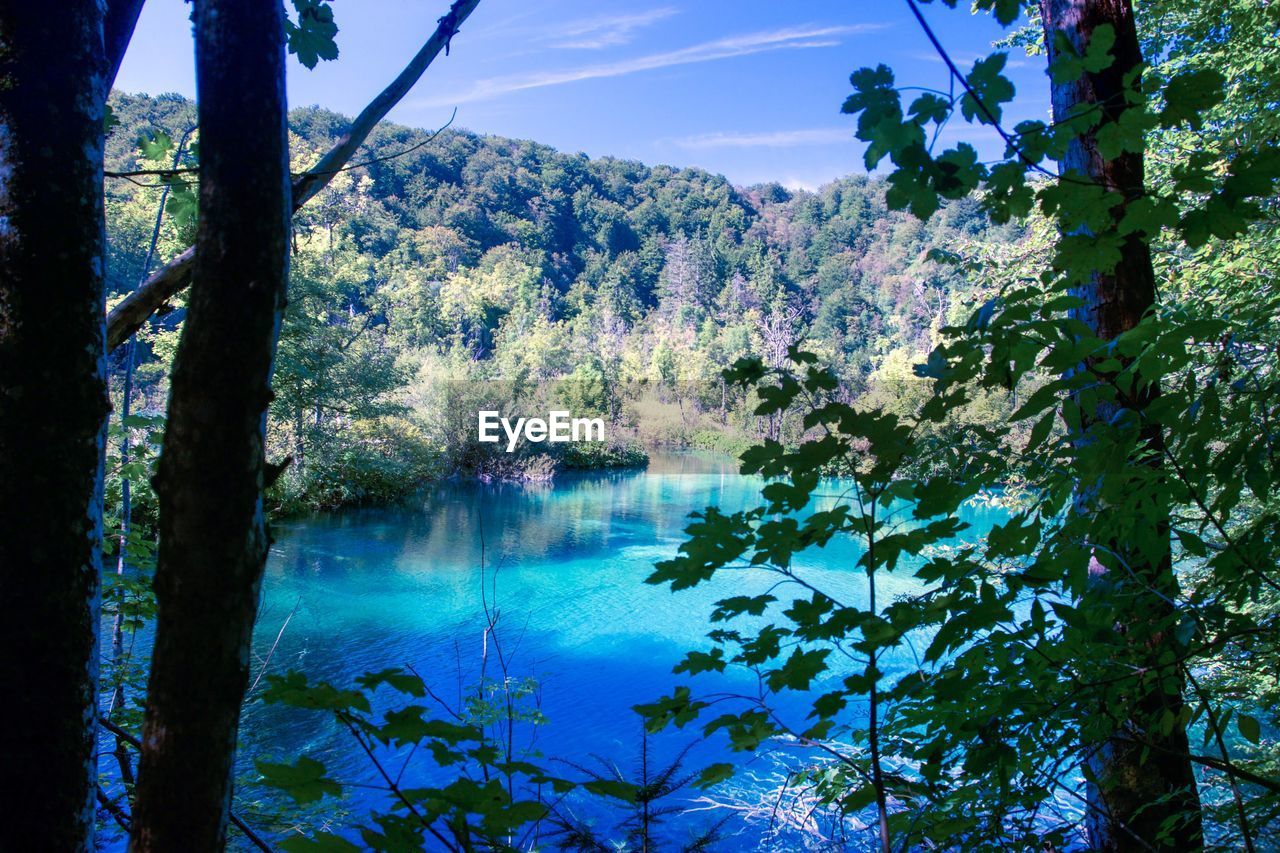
xmin=105 ymin=0 xmax=483 ymax=351
xmin=107 ymin=246 xmax=193 ymax=350
xmin=291 ymin=0 xmax=478 ymax=208
xmin=98 ymin=719 xmax=275 ymax=852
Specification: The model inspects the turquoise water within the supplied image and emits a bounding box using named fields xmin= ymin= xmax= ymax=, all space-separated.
xmin=98 ymin=452 xmax=1005 ymax=849
xmin=229 ymin=451 xmax=1006 ymax=849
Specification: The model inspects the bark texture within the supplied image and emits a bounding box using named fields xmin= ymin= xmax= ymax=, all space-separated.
xmin=1038 ymin=1 xmax=1203 ymax=848
xmin=0 ymin=3 xmax=109 ymax=849
xmin=127 ymin=0 xmax=291 ymax=848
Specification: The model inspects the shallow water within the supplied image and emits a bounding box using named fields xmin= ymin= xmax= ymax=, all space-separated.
xmin=103 ymin=451 xmax=1007 ymax=849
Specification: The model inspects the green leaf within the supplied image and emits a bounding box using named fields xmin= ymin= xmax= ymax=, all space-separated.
xmin=256 ymin=756 xmax=341 ymax=805
xmin=987 ymin=513 xmax=1041 ymax=559
xmin=674 ymin=648 xmax=727 ymax=675
xmin=711 ymin=594 xmax=775 ymax=621
xmin=633 ymin=686 xmax=708 ymax=731
xmin=162 ymin=175 xmax=198 ymax=233
xmin=359 ymin=817 xmax=424 ymax=853
xmin=694 ymin=763 xmax=735 ymax=789
xmin=1049 ymin=25 xmax=1116 ymax=85
xmin=582 ymin=778 xmax=638 ymax=803
xmin=138 ymin=129 xmax=174 ymax=163
xmin=1160 ymin=69 xmax=1226 ymax=129
xmin=1025 ymin=410 xmax=1056 ymax=454
xmin=766 ymin=648 xmax=830 ymax=692
xmin=356 ymin=667 xmax=426 ymax=697
xmin=975 ymin=0 xmax=1023 ymax=26
xmin=1237 ymin=714 xmax=1262 ymax=745
xmin=963 ymin=53 xmax=1015 ymax=125
xmin=262 ymin=671 xmax=371 ymax=714
xmin=286 ymin=0 xmax=339 ymax=69
xmin=706 ymin=710 xmax=778 ymax=751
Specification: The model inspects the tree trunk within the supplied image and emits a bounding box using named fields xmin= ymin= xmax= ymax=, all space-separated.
xmin=128 ymin=0 xmax=290 ymax=848
xmin=1038 ymin=1 xmax=1203 ymax=848
xmin=0 ymin=2 xmax=109 ymax=849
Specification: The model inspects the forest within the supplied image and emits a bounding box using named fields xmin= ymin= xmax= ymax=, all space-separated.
xmin=104 ymin=90 xmax=1013 ymax=508
xmin=1 ymin=0 xmax=1278 ymax=851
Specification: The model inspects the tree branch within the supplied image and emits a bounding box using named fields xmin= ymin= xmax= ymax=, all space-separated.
xmin=106 ymin=246 xmax=193 ymax=350
xmin=290 ymin=0 xmax=478 ymax=208
xmin=104 ymin=0 xmax=146 ymax=95
xmin=105 ymin=0 xmax=482 ymax=352
xmin=903 ymin=0 xmax=1064 ymax=182
xmin=99 ymin=718 xmax=275 ymax=852
xmin=97 ymin=784 xmax=132 ymax=832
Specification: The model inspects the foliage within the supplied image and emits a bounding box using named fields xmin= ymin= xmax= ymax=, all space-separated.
xmin=547 ymin=731 xmax=726 ymax=852
xmin=96 ymin=2 xmax=1280 ymax=847
xmin=257 ymin=667 xmax=560 ymax=851
xmin=255 ymin=627 xmax=724 ymax=850
xmin=644 ymin=1 xmax=1280 ymax=850
xmin=285 ymin=0 xmax=339 ymax=70
xmin=104 ymin=91 xmax=1019 ymax=509
xmin=558 ymin=440 xmax=649 ymax=472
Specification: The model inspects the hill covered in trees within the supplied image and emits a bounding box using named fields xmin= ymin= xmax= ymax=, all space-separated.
xmin=105 ymin=91 xmax=1016 ymax=507
xmin=11 ymin=1 xmax=1280 ymax=848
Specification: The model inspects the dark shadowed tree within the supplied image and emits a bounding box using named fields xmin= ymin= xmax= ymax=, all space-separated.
xmin=128 ymin=0 xmax=292 ymax=847
xmin=1039 ymin=0 xmax=1203 ymax=847
xmin=0 ymin=2 xmax=110 ymax=848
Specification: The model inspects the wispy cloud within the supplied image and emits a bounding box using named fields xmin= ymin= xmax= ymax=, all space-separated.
xmin=551 ymin=7 xmax=680 ymax=50
xmin=671 ymin=128 xmax=853 ymax=150
xmin=911 ymin=50 xmax=1032 ymax=70
xmin=418 ymin=23 xmax=888 ymax=108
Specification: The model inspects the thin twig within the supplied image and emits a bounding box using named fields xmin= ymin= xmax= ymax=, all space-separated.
xmin=903 ymin=0 xmax=1057 ymax=179
xmin=1184 ymin=667 xmax=1258 ymax=853
xmin=97 ymin=719 xmax=275 ymax=852
xmin=97 ymin=784 xmax=132 ymax=832
xmin=249 ymin=596 xmax=302 ymax=694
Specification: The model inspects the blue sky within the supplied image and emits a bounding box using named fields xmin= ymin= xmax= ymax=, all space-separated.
xmin=115 ymin=1 xmax=1049 ymax=189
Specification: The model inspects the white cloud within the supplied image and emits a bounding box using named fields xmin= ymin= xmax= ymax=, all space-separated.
xmin=551 ymin=7 xmax=680 ymax=50
xmin=671 ymin=128 xmax=853 ymax=150
xmin=417 ymin=23 xmax=888 ymax=108
xmin=779 ymin=177 xmax=824 ymax=192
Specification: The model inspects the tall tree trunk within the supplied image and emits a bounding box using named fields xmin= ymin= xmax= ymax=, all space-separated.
xmin=0 ymin=2 xmax=109 ymax=848
xmin=1038 ymin=1 xmax=1203 ymax=848
xmin=128 ymin=0 xmax=290 ymax=848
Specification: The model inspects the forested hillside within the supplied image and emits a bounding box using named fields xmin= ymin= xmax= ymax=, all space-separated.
xmin=6 ymin=0 xmax=1280 ymax=849
xmin=105 ymin=92 xmax=1014 ymax=505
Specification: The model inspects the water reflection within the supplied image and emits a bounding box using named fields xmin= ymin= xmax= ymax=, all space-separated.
xmin=235 ymin=451 xmax=1005 ymax=847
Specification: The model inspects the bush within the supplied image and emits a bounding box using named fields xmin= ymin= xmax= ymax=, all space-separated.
xmin=688 ymin=428 xmax=754 ymax=461
xmin=559 ymin=440 xmax=649 ymax=471
xmin=270 ymin=419 xmax=441 ymax=514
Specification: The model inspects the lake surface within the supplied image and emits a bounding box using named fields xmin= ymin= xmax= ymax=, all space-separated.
xmin=233 ymin=451 xmax=1008 ymax=849
xmin=102 ymin=451 xmax=1006 ymax=850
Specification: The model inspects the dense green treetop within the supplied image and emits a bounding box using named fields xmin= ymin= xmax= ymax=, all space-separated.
xmin=105 ymin=91 xmax=1015 ymax=391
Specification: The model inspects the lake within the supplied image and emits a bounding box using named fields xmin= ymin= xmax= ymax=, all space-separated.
xmin=105 ymin=451 xmax=1007 ymax=850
